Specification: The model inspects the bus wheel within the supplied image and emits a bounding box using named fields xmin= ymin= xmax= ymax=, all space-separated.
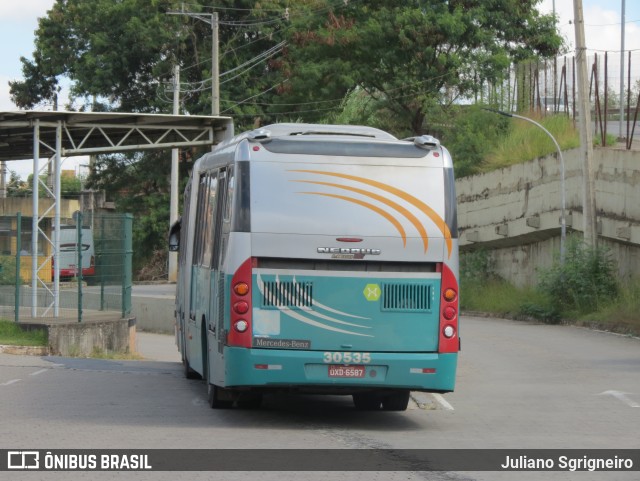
xmin=207 ymin=383 xmax=233 ymax=409
xmin=381 ymin=390 xmax=410 ymax=411
xmin=352 ymin=392 xmax=381 ymax=410
xmin=183 ymin=357 xmax=201 ymax=380
xmin=237 ymin=392 xmax=263 ymax=409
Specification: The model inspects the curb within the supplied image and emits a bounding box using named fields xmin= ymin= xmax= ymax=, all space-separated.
xmin=0 ymin=344 xmax=49 ymax=356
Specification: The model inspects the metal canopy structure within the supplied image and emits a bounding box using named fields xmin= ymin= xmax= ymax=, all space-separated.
xmin=0 ymin=110 xmax=233 ymax=317
xmin=0 ymin=110 xmax=232 ymax=160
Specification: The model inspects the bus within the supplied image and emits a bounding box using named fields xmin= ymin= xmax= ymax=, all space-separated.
xmin=169 ymin=123 xmax=459 ymax=411
xmin=53 ymin=225 xmax=96 ymax=279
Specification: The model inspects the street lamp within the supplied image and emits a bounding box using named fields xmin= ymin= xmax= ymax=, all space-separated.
xmin=483 ymin=108 xmax=566 ymax=264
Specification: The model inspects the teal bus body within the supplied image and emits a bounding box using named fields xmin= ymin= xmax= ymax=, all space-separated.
xmin=171 ymin=124 xmax=460 ymax=410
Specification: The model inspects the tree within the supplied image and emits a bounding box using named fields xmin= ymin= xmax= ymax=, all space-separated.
xmin=277 ymin=0 xmax=562 ymax=135
xmin=6 ymin=171 xmax=30 ymax=197
xmin=9 ymin=0 xmax=289 ymax=125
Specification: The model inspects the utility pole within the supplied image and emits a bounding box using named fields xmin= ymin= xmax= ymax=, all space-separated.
xmin=573 ymin=0 xmax=598 ymax=246
xmin=619 ymin=0 xmax=626 ymax=141
xmin=168 ymin=65 xmax=180 ymax=282
xmin=212 ymin=12 xmax=219 ymax=116
xmin=0 ymin=161 xmax=6 ymax=198
xmin=168 ymin=8 xmax=219 ymax=116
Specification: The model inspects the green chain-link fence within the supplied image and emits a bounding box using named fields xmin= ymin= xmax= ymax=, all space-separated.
xmin=0 ymin=212 xmax=132 ymax=322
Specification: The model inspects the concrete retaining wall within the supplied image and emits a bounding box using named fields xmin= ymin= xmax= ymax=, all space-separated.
xmin=456 ymin=147 xmax=640 ymax=286
xmin=46 ymin=317 xmax=137 ymax=356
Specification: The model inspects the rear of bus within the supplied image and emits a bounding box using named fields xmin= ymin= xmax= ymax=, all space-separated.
xmin=223 ymin=124 xmax=459 ymax=407
xmin=54 ymin=225 xmax=96 ymax=279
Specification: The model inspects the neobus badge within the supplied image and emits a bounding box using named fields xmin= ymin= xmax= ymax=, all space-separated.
xmin=317 ymin=247 xmax=381 ymax=255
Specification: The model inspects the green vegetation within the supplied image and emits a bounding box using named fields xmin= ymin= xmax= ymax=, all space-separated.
xmin=440 ymin=106 xmax=512 ymax=178
xmin=446 ymin=111 xmax=620 ymax=178
xmin=0 ymin=320 xmax=48 ymax=347
xmin=6 ymin=172 xmax=82 ymax=198
xmin=482 ymin=114 xmax=580 ymax=172
xmin=460 ymin=240 xmax=640 ymax=336
xmin=0 ymin=256 xmax=18 ymax=286
xmin=462 ymin=278 xmax=549 ymax=319
xmin=459 ymin=248 xmax=552 ymax=320
xmin=538 ymin=237 xmax=619 ymax=315
xmin=577 ymin=280 xmax=640 ymax=335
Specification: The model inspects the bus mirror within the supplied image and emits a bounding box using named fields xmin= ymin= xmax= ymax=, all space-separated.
xmin=169 ymin=218 xmax=181 ymax=252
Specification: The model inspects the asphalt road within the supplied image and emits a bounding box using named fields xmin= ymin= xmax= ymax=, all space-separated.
xmin=0 ymin=316 xmax=638 ymax=480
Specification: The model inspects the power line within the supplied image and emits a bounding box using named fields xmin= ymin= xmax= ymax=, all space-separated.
xmin=221 ymin=80 xmax=289 ymax=114
xmin=220 ymin=41 xmax=286 ymax=78
xmin=585 ymin=18 xmax=640 ymax=27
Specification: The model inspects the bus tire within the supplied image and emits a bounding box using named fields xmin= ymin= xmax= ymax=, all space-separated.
xmin=183 ymin=357 xmax=201 ymax=380
xmin=352 ymin=392 xmax=382 ymax=410
xmin=381 ymin=390 xmax=410 ymax=411
xmin=207 ymin=383 xmax=233 ymax=409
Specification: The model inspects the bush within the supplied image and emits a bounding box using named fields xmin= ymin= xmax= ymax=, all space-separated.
xmin=0 ymin=255 xmax=18 ymax=285
xmin=441 ymin=105 xmax=511 ymax=178
xmin=460 ymin=248 xmax=495 ymax=282
xmin=537 ymin=237 xmax=619 ymax=315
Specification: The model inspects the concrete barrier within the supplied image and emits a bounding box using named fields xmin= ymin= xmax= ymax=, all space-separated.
xmin=19 ymin=316 xmax=137 ymax=357
xmin=131 ymin=296 xmax=175 ymax=333
xmin=456 ymin=147 xmax=640 ymax=286
xmin=48 ymin=317 xmax=136 ymax=356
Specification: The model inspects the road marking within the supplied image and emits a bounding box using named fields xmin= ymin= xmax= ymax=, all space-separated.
xmin=1 ymin=379 xmax=21 ymax=386
xmin=30 ymin=369 xmax=48 ymax=377
xmin=431 ymin=393 xmax=455 ymax=411
xmin=598 ymin=390 xmax=640 ymax=408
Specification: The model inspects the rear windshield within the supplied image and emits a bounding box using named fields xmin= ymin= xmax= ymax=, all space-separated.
xmin=260 ymin=139 xmax=429 ymax=158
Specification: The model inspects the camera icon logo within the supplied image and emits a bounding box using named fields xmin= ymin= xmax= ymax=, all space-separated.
xmin=7 ymin=451 xmax=40 ymax=470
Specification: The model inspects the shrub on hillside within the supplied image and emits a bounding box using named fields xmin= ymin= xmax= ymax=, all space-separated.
xmin=537 ymin=237 xmax=619 ymax=314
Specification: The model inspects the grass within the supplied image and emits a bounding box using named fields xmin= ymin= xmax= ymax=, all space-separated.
xmin=0 ymin=320 xmax=48 ymax=346
xmin=483 ymin=114 xmax=580 ymax=171
xmin=573 ymin=280 xmax=640 ymax=336
xmin=461 ymin=278 xmax=548 ymax=318
xmin=461 ymin=279 xmax=640 ymax=337
xmin=481 ymin=112 xmax=619 ymax=173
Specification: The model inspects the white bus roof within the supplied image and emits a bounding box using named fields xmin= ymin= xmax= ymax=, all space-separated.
xmin=247 ymin=123 xmax=398 ymax=141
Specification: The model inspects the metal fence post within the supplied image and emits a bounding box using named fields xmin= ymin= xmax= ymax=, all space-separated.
xmin=99 ymin=214 xmax=105 ymax=311
xmin=122 ymin=214 xmax=133 ymax=317
xmin=15 ymin=212 xmax=21 ymax=323
xmin=77 ymin=212 xmax=83 ymax=323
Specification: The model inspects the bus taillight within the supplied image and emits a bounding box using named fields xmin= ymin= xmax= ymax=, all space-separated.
xmin=438 ymin=262 xmax=460 ymax=353
xmin=228 ymin=258 xmax=253 ymax=348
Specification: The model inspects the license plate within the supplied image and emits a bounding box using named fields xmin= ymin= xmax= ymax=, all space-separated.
xmin=328 ymin=365 xmax=365 ymax=378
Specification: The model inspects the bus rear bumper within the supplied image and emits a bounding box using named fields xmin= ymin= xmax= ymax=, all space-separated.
xmin=223 ymin=347 xmax=457 ymax=392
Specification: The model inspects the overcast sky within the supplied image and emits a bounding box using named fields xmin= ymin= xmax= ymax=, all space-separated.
xmin=1 ymin=0 xmax=639 ymax=177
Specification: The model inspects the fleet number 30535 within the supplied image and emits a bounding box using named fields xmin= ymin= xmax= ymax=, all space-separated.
xmin=323 ymin=352 xmax=371 ymax=364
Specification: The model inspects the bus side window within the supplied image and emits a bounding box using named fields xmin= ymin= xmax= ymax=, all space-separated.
xmin=178 ymin=182 xmax=192 ymax=266
xmin=223 ymin=166 xmax=234 ymax=224
xmin=193 ymin=172 xmax=210 ymax=266
xmin=211 ymin=169 xmax=228 ymax=269
xmin=201 ymin=173 xmax=218 ymax=267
